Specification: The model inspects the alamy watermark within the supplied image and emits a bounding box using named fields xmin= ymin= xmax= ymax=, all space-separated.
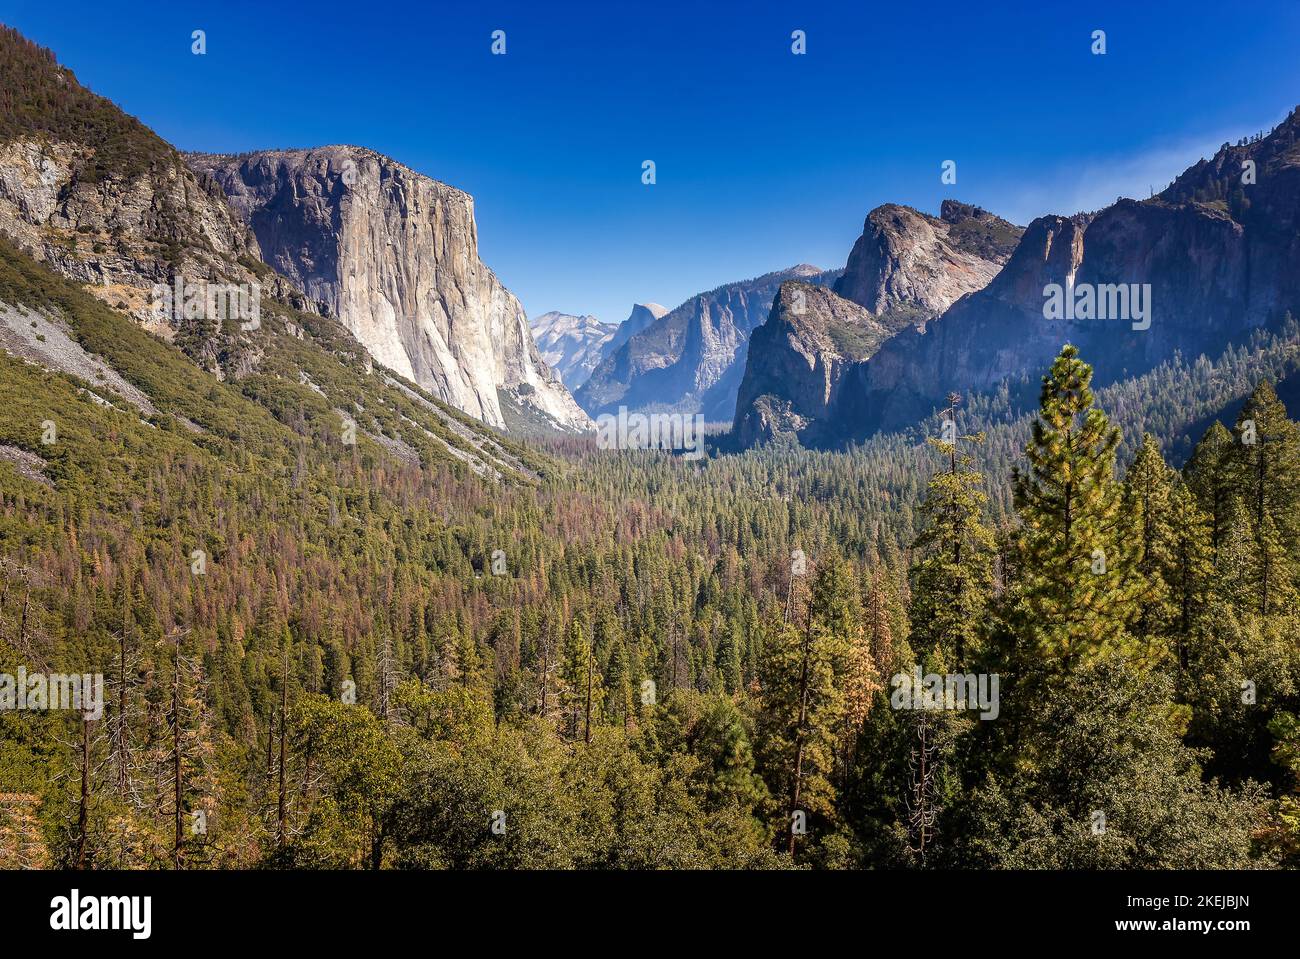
xmin=50 ymin=889 xmax=151 ymax=939
xmin=595 ymin=406 xmax=705 ymax=460
xmin=1042 ymin=280 xmax=1151 ymax=331
xmin=151 ymin=277 xmax=261 ymax=331
xmin=0 ymin=667 xmax=104 ymax=720
xmin=890 ymin=666 xmax=1000 ymax=720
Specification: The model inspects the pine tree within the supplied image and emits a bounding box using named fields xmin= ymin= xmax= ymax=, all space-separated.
xmin=603 ymin=638 xmax=634 ymax=728
xmin=1010 ymin=345 xmax=1144 ymax=673
xmin=1226 ymin=382 xmax=1300 ymax=616
xmin=1120 ymin=435 xmax=1178 ymax=656
xmin=908 ymin=409 xmax=996 ymax=667
xmin=1184 ymin=421 xmax=1235 ymax=561
xmin=560 ymin=619 xmax=602 ymax=743
xmin=758 ymin=558 xmax=853 ymax=856
xmin=1165 ymin=484 xmax=1213 ymax=677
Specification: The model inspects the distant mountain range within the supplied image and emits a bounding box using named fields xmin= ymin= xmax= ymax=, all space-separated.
xmin=4 ymin=17 xmax=1297 ymax=458
xmin=574 ymin=199 xmax=1022 ymax=425
xmin=530 ymin=303 xmax=668 ymax=390
xmin=576 ymin=265 xmax=842 ymax=421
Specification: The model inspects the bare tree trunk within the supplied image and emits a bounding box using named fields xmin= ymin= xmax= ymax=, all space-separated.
xmin=116 ymin=630 xmax=128 ymax=794
xmin=584 ymin=640 xmax=593 ymax=745
xmin=18 ymin=583 xmax=29 ymax=650
xmin=172 ymin=640 xmax=183 ymax=870
xmin=907 ymin=717 xmax=939 ymax=863
xmin=277 ymin=654 xmax=288 ymax=849
xmin=74 ymin=716 xmax=90 ymax=868
xmin=787 ymin=623 xmax=812 ymax=856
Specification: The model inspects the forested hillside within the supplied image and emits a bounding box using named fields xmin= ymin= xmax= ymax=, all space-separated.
xmin=2 ymin=226 xmax=1299 ymax=867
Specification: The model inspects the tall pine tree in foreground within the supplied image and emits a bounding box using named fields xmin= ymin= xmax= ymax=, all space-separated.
xmin=1010 ymin=345 xmax=1143 ymax=673
xmin=757 ymin=558 xmax=852 ymax=856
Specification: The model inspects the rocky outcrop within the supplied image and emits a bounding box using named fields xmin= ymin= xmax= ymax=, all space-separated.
xmin=833 ymin=199 xmax=1022 ymax=322
xmin=577 ymin=265 xmax=840 ymax=421
xmin=718 ymin=202 xmax=1019 ymax=439
xmin=728 ymin=201 xmax=1021 ymax=446
xmin=0 ymin=27 xmax=269 ymax=299
xmin=530 ymin=311 xmax=617 ymax=389
xmin=732 ymin=283 xmax=893 ymax=448
xmin=841 ymin=109 xmax=1300 ymax=439
xmin=0 ymin=137 xmax=263 ymax=296
xmin=188 ymin=146 xmax=590 ymax=432
xmin=0 ymin=25 xmax=305 ymax=373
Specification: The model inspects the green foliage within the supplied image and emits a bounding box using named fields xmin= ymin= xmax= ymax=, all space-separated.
xmin=909 ymin=431 xmax=996 ymax=666
xmin=1010 ymin=345 xmax=1145 ymax=672
xmin=954 ymin=658 xmax=1268 ymax=869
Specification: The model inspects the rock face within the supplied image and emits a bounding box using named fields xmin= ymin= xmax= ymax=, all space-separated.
xmin=833 ymin=200 xmax=1022 ymax=322
xmin=732 ymin=282 xmax=893 ymax=448
xmin=843 ymin=107 xmax=1300 ymax=439
xmin=530 ymin=311 xmax=618 ymax=389
xmin=732 ymin=109 xmax=1300 ymax=448
xmin=0 ymin=139 xmax=264 ymax=297
xmin=188 ymin=146 xmax=590 ymax=432
xmin=728 ymin=200 xmax=1020 ymax=446
xmin=577 ymin=265 xmax=840 ymax=421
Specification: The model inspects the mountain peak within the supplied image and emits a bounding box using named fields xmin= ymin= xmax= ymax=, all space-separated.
xmin=833 ymin=200 xmax=1022 ymax=323
xmin=634 ymin=302 xmax=669 ymax=319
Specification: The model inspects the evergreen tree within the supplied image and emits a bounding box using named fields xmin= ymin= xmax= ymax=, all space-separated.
xmin=1120 ymin=435 xmax=1178 ymax=656
xmin=1165 ymin=484 xmax=1213 ymax=676
xmin=1184 ymin=421 xmax=1235 ymax=561
xmin=560 ymin=619 xmax=602 ymax=743
xmin=908 ymin=419 xmax=996 ymax=667
xmin=757 ymin=559 xmax=853 ymax=856
xmin=1010 ymin=345 xmax=1144 ymax=673
xmin=1227 ymin=382 xmax=1300 ymax=615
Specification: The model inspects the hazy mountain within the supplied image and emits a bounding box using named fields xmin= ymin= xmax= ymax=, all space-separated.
xmin=530 ymin=311 xmax=616 ymax=389
xmin=577 ymin=265 xmax=840 ymax=421
xmin=604 ymin=301 xmax=668 ymax=355
xmin=530 ymin=302 xmax=668 ymax=393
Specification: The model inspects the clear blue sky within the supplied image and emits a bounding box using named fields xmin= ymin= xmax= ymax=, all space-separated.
xmin=5 ymin=0 xmax=1298 ymax=325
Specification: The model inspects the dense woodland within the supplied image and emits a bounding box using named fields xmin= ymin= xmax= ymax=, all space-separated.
xmin=2 ymin=219 xmax=1299 ymax=869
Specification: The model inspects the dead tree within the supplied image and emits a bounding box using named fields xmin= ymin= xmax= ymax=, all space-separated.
xmin=787 ymin=614 xmax=813 ymax=857
xmin=906 ymin=715 xmax=941 ymax=862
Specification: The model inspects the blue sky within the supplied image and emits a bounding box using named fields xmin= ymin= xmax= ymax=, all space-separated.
xmin=5 ymin=0 xmax=1299 ymax=325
